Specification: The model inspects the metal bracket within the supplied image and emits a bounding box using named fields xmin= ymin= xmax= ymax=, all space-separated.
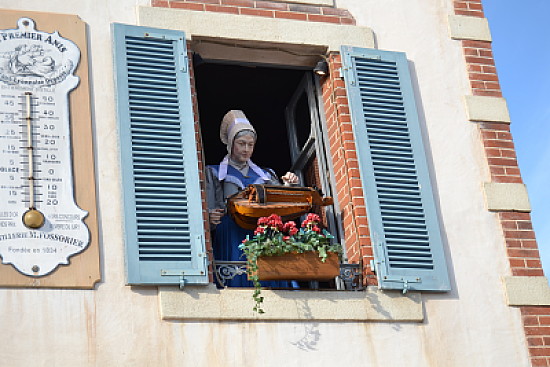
xmin=363 ymin=55 xmax=382 ymax=60
xmin=161 ymin=268 xmax=205 ymax=291
xmin=339 ymin=263 xmax=364 ymax=291
xmin=196 ymin=235 xmax=210 ymax=274
xmin=382 ymin=275 xmax=421 ymax=293
xmin=160 ymin=269 xmax=206 ymax=276
xmin=213 ymin=261 xmax=248 ymax=287
xmin=344 ymin=64 xmax=356 ymax=86
xmin=143 ymin=32 xmax=166 ymax=39
xmin=181 ymin=54 xmax=188 ymax=73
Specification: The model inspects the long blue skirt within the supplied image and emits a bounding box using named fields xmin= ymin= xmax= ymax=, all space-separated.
xmin=213 ymin=215 xmax=297 ymax=288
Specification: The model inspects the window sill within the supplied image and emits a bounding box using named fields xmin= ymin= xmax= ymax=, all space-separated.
xmin=158 ymin=285 xmax=423 ymax=322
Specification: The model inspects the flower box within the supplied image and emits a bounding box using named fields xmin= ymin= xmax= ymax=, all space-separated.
xmin=254 ymin=251 xmax=340 ymax=281
xmin=240 ymin=213 xmax=342 ymax=313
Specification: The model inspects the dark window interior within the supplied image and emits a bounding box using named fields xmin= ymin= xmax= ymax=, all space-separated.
xmin=194 ymin=60 xmax=306 ymax=177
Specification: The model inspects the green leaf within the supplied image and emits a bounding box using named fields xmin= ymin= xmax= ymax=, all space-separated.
xmin=318 ymin=247 xmax=327 ymax=261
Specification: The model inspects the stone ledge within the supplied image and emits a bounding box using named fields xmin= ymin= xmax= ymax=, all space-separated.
xmin=448 ymin=14 xmax=491 ymax=41
xmin=138 ymin=6 xmax=373 ymax=54
xmin=484 ymin=182 xmax=531 ymax=212
xmin=159 ymin=285 xmax=423 ymax=321
xmin=464 ymin=95 xmax=511 ymax=123
xmin=504 ymin=277 xmax=550 ymax=306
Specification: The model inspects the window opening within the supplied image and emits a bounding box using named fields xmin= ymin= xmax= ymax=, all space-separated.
xmin=194 ymin=59 xmax=349 ymax=289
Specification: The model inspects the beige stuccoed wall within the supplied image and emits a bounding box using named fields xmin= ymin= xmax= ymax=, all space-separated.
xmin=0 ymin=0 xmax=530 ymax=366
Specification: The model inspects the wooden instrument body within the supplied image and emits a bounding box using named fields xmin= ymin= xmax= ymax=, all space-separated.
xmin=227 ymin=184 xmax=333 ymax=230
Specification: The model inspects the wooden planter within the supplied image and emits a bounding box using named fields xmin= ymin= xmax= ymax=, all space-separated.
xmin=253 ymin=252 xmax=340 ymax=281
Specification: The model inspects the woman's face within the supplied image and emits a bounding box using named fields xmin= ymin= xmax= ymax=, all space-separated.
xmin=231 ymin=134 xmax=255 ymax=164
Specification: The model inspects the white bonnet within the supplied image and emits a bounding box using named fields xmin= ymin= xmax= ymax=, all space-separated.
xmin=220 ymin=110 xmax=256 ymax=153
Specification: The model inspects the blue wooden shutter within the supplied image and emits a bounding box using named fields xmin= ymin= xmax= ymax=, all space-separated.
xmin=341 ymin=46 xmax=450 ymax=292
xmin=113 ymin=23 xmax=208 ymax=286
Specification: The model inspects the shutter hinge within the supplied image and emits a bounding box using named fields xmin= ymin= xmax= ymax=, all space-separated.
xmin=196 ymin=235 xmax=209 ymax=266
xmin=161 ymin=268 xmax=206 ymax=290
xmin=181 ymin=54 xmax=188 ymax=73
xmin=382 ymin=275 xmax=422 ymax=294
xmin=342 ymin=63 xmax=356 ymax=85
xmin=198 ymin=251 xmax=209 ymax=267
xmin=160 ymin=270 xmax=187 ymax=290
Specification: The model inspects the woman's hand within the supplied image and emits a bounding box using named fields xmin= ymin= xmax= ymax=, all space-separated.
xmin=282 ymin=172 xmax=299 ymax=186
xmin=209 ymin=208 xmax=225 ymax=226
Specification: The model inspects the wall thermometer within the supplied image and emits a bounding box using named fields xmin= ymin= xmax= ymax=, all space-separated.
xmin=0 ymin=18 xmax=89 ymax=276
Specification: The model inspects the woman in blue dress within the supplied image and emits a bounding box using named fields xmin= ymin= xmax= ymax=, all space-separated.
xmin=206 ymin=110 xmax=299 ymax=287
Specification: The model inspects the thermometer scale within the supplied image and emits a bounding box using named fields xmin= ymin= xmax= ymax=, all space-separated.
xmin=22 ymin=91 xmax=45 ymax=229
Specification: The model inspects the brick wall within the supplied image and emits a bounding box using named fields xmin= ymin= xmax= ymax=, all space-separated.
xmin=152 ymin=0 xmax=356 ymax=25
xmin=188 ymin=46 xmax=215 ymax=282
xmin=481 ymin=122 xmax=521 ymax=183
xmin=523 ymin=307 xmax=550 ymax=366
xmin=321 ymin=53 xmax=375 ymax=284
xmin=458 ymin=1 xmax=549 ymax=365
xmin=501 ymin=212 xmax=543 ymax=277
xmin=463 ymin=40 xmax=501 ymax=97
xmin=454 ymin=0 xmax=484 ymax=17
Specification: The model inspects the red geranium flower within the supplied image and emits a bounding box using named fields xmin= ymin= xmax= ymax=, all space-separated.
xmin=301 ymin=213 xmax=323 ymax=231
xmin=257 ymin=217 xmax=269 ymax=225
xmin=282 ymin=221 xmax=296 ymax=233
xmin=265 ymin=214 xmax=284 ymax=231
xmin=254 ymin=227 xmax=266 ymax=235
xmin=306 ymin=213 xmax=320 ymax=222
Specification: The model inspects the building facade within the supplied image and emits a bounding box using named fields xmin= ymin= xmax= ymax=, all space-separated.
xmin=0 ymin=0 xmax=548 ymax=366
